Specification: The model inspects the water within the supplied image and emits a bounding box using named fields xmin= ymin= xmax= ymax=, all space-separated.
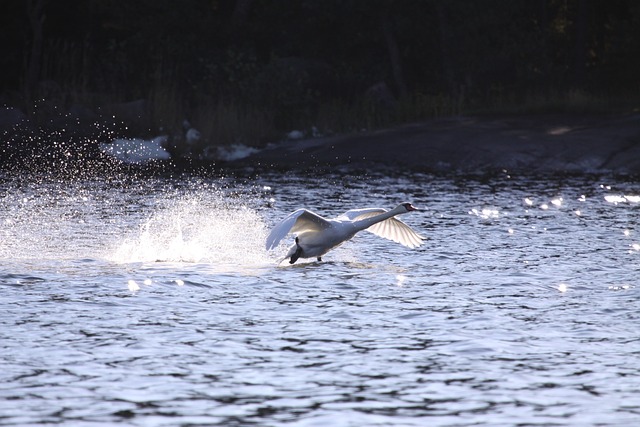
xmin=1 ymin=169 xmax=639 ymax=426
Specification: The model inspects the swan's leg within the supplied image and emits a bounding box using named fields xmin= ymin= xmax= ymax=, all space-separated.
xmin=317 ymin=257 xmax=322 ymax=262
xmin=290 ymin=237 xmax=303 ymax=264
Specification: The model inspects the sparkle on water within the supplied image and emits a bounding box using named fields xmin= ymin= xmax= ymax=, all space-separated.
xmin=1 ymin=168 xmax=639 ymax=426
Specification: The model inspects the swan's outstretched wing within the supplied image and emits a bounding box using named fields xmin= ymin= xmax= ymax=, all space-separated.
xmin=336 ymin=207 xmax=385 ymax=221
xmin=265 ymin=209 xmax=331 ymax=250
xmin=339 ymin=208 xmax=425 ymax=249
xmin=366 ymin=216 xmax=424 ymax=248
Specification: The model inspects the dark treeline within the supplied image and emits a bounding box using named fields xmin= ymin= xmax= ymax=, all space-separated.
xmin=2 ymin=0 xmax=640 ymax=150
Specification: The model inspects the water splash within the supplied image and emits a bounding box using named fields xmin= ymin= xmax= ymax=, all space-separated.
xmin=0 ymin=175 xmax=274 ymax=270
xmin=109 ymin=192 xmax=272 ymax=268
xmin=0 ymin=180 xmax=106 ymax=261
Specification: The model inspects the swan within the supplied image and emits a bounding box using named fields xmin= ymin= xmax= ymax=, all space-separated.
xmin=266 ymin=202 xmax=424 ymax=264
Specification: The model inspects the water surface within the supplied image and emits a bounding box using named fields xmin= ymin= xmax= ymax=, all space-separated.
xmin=1 ymin=170 xmax=639 ymax=426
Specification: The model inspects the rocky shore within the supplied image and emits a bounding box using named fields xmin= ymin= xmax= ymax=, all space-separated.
xmin=2 ymin=105 xmax=640 ymax=175
xmin=237 ymin=113 xmax=640 ymax=174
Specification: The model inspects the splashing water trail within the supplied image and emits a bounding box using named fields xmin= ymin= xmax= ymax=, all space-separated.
xmin=0 ymin=175 xmax=274 ymax=270
xmin=110 ymin=192 xmax=272 ymax=269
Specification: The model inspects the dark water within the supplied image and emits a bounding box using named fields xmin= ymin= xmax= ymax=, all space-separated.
xmin=1 ymin=170 xmax=639 ymax=426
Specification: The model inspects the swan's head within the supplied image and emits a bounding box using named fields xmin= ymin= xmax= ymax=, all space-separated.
xmin=399 ymin=202 xmax=420 ymax=212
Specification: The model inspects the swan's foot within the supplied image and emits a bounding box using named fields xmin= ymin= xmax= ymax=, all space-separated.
xmin=317 ymin=257 xmax=322 ymax=262
xmin=290 ymin=237 xmax=303 ymax=264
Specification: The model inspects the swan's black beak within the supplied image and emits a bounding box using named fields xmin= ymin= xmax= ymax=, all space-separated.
xmin=407 ymin=204 xmax=421 ymax=211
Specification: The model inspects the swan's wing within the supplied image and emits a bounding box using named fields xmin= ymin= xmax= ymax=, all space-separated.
xmin=265 ymin=209 xmax=331 ymax=250
xmin=338 ymin=208 xmax=425 ymax=249
xmin=366 ymin=217 xmax=425 ymax=248
xmin=336 ymin=208 xmax=387 ymax=221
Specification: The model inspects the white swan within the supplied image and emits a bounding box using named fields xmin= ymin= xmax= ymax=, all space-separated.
xmin=266 ymin=202 xmax=424 ymax=264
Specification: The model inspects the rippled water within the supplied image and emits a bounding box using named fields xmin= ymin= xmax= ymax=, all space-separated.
xmin=1 ymin=169 xmax=639 ymax=426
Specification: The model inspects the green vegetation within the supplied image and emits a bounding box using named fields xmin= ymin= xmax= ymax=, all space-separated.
xmin=3 ymin=0 xmax=640 ymax=151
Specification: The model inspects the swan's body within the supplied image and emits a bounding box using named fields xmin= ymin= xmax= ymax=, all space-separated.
xmin=266 ymin=202 xmax=424 ymax=264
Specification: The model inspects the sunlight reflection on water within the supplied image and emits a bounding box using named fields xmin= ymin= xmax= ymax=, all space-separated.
xmin=1 ymin=171 xmax=640 ymax=426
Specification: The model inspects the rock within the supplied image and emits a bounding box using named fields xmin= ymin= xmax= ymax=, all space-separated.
xmin=185 ymin=128 xmax=201 ymax=145
xmin=236 ymin=114 xmax=640 ymax=174
xmin=100 ymin=136 xmax=171 ymax=164
xmin=286 ymin=130 xmax=305 ymax=140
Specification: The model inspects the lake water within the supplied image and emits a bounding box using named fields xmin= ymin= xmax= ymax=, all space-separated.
xmin=1 ymin=168 xmax=639 ymax=426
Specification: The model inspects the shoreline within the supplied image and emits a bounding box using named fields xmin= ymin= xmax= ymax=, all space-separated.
xmin=2 ymin=111 xmax=640 ymax=175
xmin=235 ymin=113 xmax=640 ymax=174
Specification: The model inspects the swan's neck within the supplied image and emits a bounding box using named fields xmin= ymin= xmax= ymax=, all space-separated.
xmin=353 ymin=207 xmax=403 ymax=231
